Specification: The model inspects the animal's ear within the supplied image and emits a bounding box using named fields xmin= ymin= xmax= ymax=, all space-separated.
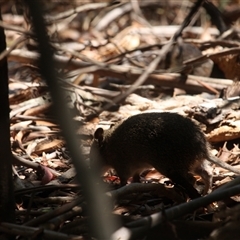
xmin=94 ymin=128 xmax=104 ymax=143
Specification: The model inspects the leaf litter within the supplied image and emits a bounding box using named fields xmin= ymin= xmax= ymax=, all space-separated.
xmin=2 ymin=1 xmax=240 ymax=239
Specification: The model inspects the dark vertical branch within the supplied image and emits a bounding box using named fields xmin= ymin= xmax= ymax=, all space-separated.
xmin=0 ymin=8 xmax=15 ymax=223
xmin=203 ymin=1 xmax=228 ymax=34
xmin=172 ymin=0 xmax=204 ymax=41
xmin=23 ymin=1 xmax=118 ymax=239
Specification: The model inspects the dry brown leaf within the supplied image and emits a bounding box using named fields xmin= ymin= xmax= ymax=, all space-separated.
xmin=26 ymin=138 xmax=64 ymax=155
xmin=33 ymin=138 xmax=65 ymax=155
xmin=23 ymin=131 xmax=56 ymax=142
xmin=207 ymin=120 xmax=240 ymax=142
xmin=213 ymin=53 xmax=240 ymax=81
xmin=23 ymin=102 xmax=52 ymax=116
xmin=34 ymin=120 xmax=58 ymax=127
xmin=10 ymin=120 xmax=33 ymax=131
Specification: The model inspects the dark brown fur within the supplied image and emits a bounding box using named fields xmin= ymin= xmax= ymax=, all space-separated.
xmin=90 ymin=112 xmax=213 ymax=198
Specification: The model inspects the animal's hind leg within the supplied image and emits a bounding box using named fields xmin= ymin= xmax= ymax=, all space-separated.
xmin=192 ymin=159 xmax=213 ymax=195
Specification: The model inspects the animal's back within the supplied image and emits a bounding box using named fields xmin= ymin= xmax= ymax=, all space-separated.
xmin=107 ymin=112 xmax=208 ymax=167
